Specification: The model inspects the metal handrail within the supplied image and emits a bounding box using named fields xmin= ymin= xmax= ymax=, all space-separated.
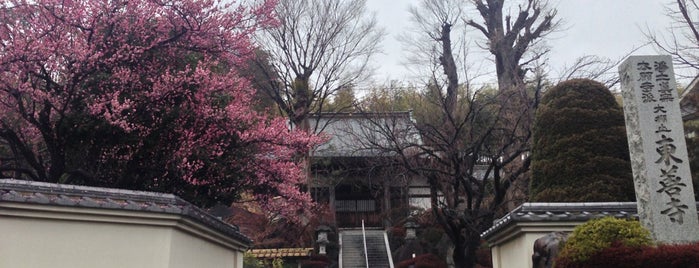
xmin=384 ymin=232 xmax=395 ymax=268
xmin=361 ymin=220 xmax=369 ymax=268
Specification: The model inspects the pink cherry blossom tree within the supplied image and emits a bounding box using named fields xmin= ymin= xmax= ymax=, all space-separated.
xmin=0 ymin=0 xmax=320 ymax=220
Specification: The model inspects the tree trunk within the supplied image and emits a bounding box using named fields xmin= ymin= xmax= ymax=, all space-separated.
xmin=38 ymin=104 xmax=65 ymax=182
xmin=462 ymin=229 xmax=484 ymax=268
xmin=440 ymin=22 xmax=458 ymax=120
xmin=292 ymin=76 xmax=311 ymax=131
xmin=453 ymin=241 xmax=469 ymax=268
xmin=0 ymin=127 xmax=45 ymax=180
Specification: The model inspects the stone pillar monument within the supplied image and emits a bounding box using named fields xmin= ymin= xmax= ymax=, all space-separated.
xmin=619 ymin=55 xmax=699 ymax=243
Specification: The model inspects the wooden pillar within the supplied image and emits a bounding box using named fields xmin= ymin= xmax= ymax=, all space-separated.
xmin=329 ymin=185 xmax=337 ymax=226
xmin=383 ymin=174 xmax=391 ymax=228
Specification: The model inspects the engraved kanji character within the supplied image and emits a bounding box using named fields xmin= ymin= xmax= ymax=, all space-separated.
xmin=643 ymin=92 xmax=657 ymax=103
xmin=640 ymin=81 xmax=654 ymax=91
xmin=654 ymin=61 xmax=669 ymax=73
xmin=655 ymin=135 xmax=683 ymax=165
xmin=661 ymin=198 xmax=688 ymax=224
xmin=639 ymin=72 xmax=653 ymax=82
xmin=637 ymin=61 xmax=652 ymax=71
xmin=654 ymin=105 xmax=667 ymax=114
xmin=655 ymin=124 xmax=671 ymax=133
xmin=659 ymin=92 xmax=674 ymax=102
xmin=656 ymin=73 xmax=670 ymax=81
xmin=656 ymin=165 xmax=686 ymax=196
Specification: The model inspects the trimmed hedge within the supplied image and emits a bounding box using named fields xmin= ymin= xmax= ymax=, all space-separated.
xmin=556 ymin=217 xmax=653 ymax=265
xmin=555 ymin=242 xmax=699 ymax=268
xmin=530 ymin=79 xmax=635 ymax=202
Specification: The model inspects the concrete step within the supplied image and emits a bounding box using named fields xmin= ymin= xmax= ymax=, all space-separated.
xmin=340 ymin=230 xmax=392 ymax=268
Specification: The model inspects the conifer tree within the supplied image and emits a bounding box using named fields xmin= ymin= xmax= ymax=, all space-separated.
xmin=530 ymin=79 xmax=635 ymax=202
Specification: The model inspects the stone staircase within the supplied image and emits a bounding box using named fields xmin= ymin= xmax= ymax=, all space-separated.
xmin=340 ymin=229 xmax=392 ymax=268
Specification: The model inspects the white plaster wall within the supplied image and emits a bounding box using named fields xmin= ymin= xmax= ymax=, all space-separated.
xmin=0 ymin=205 xmax=247 ymax=268
xmin=168 ymin=228 xmax=242 ymax=268
xmin=0 ymin=216 xmax=171 ymax=268
xmin=492 ymin=232 xmax=532 ymax=268
xmin=490 ymin=243 xmax=503 ymax=268
xmin=489 ymin=226 xmax=577 ymax=268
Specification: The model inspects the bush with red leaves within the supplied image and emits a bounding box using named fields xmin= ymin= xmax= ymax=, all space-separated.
xmin=555 ymin=242 xmax=699 ymax=268
xmin=476 ymin=247 xmax=493 ymax=267
xmin=396 ymin=253 xmax=448 ymax=268
xmin=300 ymin=255 xmax=331 ymax=268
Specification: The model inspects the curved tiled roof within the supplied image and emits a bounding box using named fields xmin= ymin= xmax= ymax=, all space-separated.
xmin=481 ymin=202 xmax=651 ymax=239
xmin=310 ymin=111 xmax=422 ymax=158
xmin=248 ymin=248 xmax=314 ymax=258
xmin=0 ymin=179 xmax=252 ymax=245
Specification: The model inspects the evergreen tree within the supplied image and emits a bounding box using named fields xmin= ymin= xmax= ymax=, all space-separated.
xmin=530 ymin=79 xmax=635 ymax=202
xmin=683 ymin=120 xmax=699 ymax=200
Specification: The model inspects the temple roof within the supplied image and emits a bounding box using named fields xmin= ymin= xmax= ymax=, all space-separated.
xmin=310 ymin=111 xmax=422 ymax=158
xmin=680 ymin=75 xmax=699 ymax=120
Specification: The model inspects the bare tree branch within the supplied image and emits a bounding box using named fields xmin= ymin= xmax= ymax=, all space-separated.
xmin=556 ymin=45 xmax=644 ymax=89
xmin=357 ymin=1 xmax=558 ymax=267
xmin=645 ymin=0 xmax=699 ymax=79
xmin=254 ymin=0 xmax=383 ymax=131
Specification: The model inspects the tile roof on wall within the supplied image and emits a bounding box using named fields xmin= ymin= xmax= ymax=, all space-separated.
xmin=0 ymin=179 xmax=252 ymax=245
xmin=481 ymin=202 xmax=699 ymax=239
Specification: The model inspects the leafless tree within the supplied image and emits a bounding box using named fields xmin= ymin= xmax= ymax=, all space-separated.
xmin=353 ymin=1 xmax=559 ymax=267
xmin=645 ymin=0 xmax=699 ymax=80
xmin=466 ymin=0 xmax=559 ymax=97
xmin=556 ymin=48 xmax=643 ymax=89
xmin=254 ymin=0 xmax=383 ymax=131
xmin=465 ymin=0 xmax=559 ymax=215
xmin=556 ymin=55 xmax=621 ymax=88
xmin=463 ymin=0 xmax=559 ymax=213
xmin=355 ymin=82 xmax=533 ymax=268
xmin=402 ymin=0 xmax=466 ymax=119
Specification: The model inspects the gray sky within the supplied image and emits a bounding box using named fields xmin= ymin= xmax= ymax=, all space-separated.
xmin=365 ymin=0 xmax=692 ymax=87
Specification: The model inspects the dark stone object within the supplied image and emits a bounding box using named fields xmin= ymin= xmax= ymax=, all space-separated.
xmin=532 ymin=231 xmax=568 ymax=268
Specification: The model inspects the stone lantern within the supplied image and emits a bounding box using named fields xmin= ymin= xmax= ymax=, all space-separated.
xmin=315 ymin=225 xmax=332 ymax=255
xmin=404 ymin=219 xmax=419 ymax=240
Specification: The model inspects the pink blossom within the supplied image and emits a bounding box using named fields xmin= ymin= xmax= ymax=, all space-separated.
xmin=0 ymin=0 xmax=318 ymax=220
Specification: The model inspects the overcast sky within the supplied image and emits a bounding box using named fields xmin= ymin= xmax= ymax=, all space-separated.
xmin=364 ymin=0 xmax=691 ymax=87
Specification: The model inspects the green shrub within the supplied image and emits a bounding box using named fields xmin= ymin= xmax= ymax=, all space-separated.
xmin=243 ymin=252 xmax=265 ymax=268
xmin=556 ymin=217 xmax=653 ymax=266
xmin=243 ymin=252 xmax=284 ymax=268
xmin=530 ymin=79 xmax=635 ymax=202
